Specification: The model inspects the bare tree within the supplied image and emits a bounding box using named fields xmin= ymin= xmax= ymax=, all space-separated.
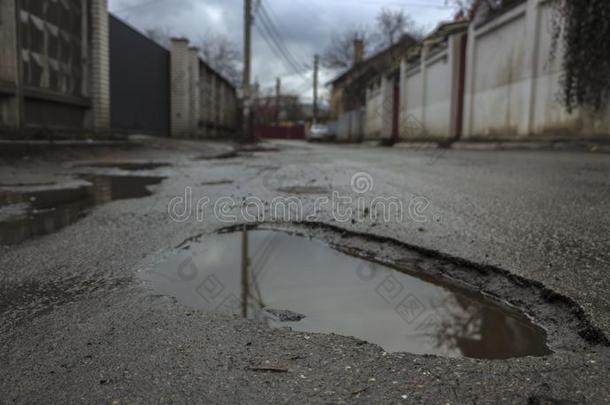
xmin=374 ymin=8 xmax=425 ymax=49
xmin=196 ymin=32 xmax=242 ymax=87
xmin=446 ymin=0 xmax=476 ymax=18
xmin=321 ymin=26 xmax=371 ymax=69
xmin=143 ymin=26 xmax=242 ymax=87
xmin=445 ymin=0 xmax=503 ymax=20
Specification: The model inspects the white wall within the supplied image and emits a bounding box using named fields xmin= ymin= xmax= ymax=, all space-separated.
xmin=531 ymin=1 xmax=585 ymax=135
xmin=463 ymin=0 xmax=610 ymax=139
xmin=364 ymin=75 xmax=397 ymax=141
xmin=424 ymin=51 xmax=452 ymax=137
xmin=465 ymin=5 xmax=528 ymax=137
xmin=403 ymin=66 xmax=424 ymax=133
xmin=336 ymin=108 xmax=365 ymax=142
xmin=365 ymin=82 xmax=383 ymax=139
xmin=400 ymin=32 xmax=465 ymax=141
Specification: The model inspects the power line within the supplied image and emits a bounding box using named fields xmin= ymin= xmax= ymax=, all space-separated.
xmin=253 ymin=22 xmax=304 ymax=78
xmin=259 ymin=1 xmax=307 ymax=69
xmin=255 ymin=9 xmax=307 ymax=75
xmin=253 ymin=9 xmax=309 ymax=78
xmin=255 ymin=1 xmax=308 ymax=74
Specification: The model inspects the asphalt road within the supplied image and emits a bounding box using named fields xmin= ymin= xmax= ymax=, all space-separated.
xmin=1 ymin=139 xmax=609 ymax=404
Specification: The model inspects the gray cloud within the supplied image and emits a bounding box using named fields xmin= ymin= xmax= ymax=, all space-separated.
xmin=109 ymin=0 xmax=454 ymax=102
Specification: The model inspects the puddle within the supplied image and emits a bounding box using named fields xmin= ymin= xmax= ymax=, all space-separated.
xmin=71 ymin=161 xmax=170 ymax=171
xmin=0 ymin=175 xmax=164 ymax=244
xmin=200 ymin=180 xmax=234 ymax=186
xmin=196 ymin=145 xmax=279 ymax=161
xmin=80 ymin=174 xmax=164 ymax=203
xmin=0 ymin=182 xmax=56 ymax=187
xmin=196 ymin=151 xmax=239 ymax=160
xmin=277 ymin=186 xmax=331 ymax=195
xmin=239 ymin=144 xmax=280 ymax=153
xmin=143 ymin=229 xmax=551 ymax=359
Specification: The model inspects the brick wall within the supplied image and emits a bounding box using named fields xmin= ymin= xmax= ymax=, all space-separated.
xmin=170 ymin=37 xmax=239 ymax=139
xmin=170 ymin=38 xmax=191 ymax=137
xmin=188 ymin=47 xmax=200 ymax=137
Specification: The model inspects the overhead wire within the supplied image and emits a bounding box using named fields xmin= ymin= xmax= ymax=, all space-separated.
xmin=253 ymin=2 xmax=309 ymax=78
xmin=258 ymin=1 xmax=308 ymax=72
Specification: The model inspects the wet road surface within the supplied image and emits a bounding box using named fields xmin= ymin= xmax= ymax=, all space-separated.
xmin=0 ymin=174 xmax=164 ymax=244
xmin=1 ymin=138 xmax=609 ymax=403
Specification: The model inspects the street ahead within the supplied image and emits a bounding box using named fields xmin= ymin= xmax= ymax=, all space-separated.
xmin=1 ymin=139 xmax=609 ymax=403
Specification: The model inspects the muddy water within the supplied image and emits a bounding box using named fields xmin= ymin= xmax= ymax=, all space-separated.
xmin=144 ymin=229 xmax=551 ymax=359
xmin=0 ymin=175 xmax=164 ymax=244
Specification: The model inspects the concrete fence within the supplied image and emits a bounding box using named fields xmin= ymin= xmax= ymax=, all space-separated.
xmin=399 ymin=23 xmax=467 ymax=141
xmin=170 ymin=38 xmax=238 ymax=139
xmin=463 ymin=0 xmax=610 ymax=139
xmin=336 ymin=108 xmax=365 ymax=142
xmin=363 ymin=0 xmax=610 ymax=143
xmin=365 ymin=75 xmax=397 ymax=141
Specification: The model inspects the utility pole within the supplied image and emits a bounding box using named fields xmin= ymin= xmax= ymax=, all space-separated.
xmin=275 ymin=77 xmax=281 ymax=124
xmin=313 ymin=54 xmax=319 ymax=125
xmin=243 ymin=0 xmax=252 ymax=140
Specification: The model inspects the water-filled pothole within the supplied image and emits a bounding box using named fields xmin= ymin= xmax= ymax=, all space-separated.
xmin=70 ymin=161 xmax=171 ymax=171
xmin=143 ymin=228 xmax=551 ymax=359
xmin=0 ymin=175 xmax=164 ymax=244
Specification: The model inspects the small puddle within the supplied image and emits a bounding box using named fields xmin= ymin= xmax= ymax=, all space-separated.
xmin=196 ymin=151 xmax=239 ymax=160
xmin=0 ymin=175 xmax=164 ymax=244
xmin=143 ymin=229 xmax=551 ymax=359
xmin=239 ymin=144 xmax=280 ymax=153
xmin=277 ymin=186 xmax=331 ymax=195
xmin=71 ymin=161 xmax=170 ymax=171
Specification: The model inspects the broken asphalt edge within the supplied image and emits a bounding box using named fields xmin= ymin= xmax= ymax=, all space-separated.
xmin=170 ymin=220 xmax=610 ymax=355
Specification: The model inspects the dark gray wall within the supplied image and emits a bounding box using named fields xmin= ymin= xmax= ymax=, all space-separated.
xmin=110 ymin=15 xmax=169 ymax=136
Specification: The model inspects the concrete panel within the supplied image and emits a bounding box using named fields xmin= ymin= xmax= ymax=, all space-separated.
xmin=402 ymin=68 xmax=424 ymax=139
xmin=464 ymin=0 xmax=610 ymax=139
xmin=423 ymin=55 xmax=452 ymax=137
xmin=531 ymin=2 xmax=585 ymax=136
xmin=470 ymin=14 xmax=527 ymax=137
xmin=365 ymin=86 xmax=382 ymax=139
xmin=170 ymin=38 xmax=190 ymax=137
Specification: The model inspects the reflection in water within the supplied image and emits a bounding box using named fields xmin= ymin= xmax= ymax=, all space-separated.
xmin=144 ymin=230 xmax=551 ymax=359
xmin=428 ymin=294 xmax=550 ymax=359
xmin=0 ymin=175 xmax=164 ymax=245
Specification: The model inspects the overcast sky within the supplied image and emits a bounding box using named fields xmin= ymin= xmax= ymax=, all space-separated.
xmin=109 ymin=0 xmax=455 ymax=103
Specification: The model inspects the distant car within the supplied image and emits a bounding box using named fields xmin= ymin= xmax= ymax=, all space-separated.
xmin=307 ymin=124 xmax=333 ymax=142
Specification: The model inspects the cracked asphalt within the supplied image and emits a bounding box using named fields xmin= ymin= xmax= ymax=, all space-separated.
xmin=1 ymin=138 xmax=609 ymax=404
